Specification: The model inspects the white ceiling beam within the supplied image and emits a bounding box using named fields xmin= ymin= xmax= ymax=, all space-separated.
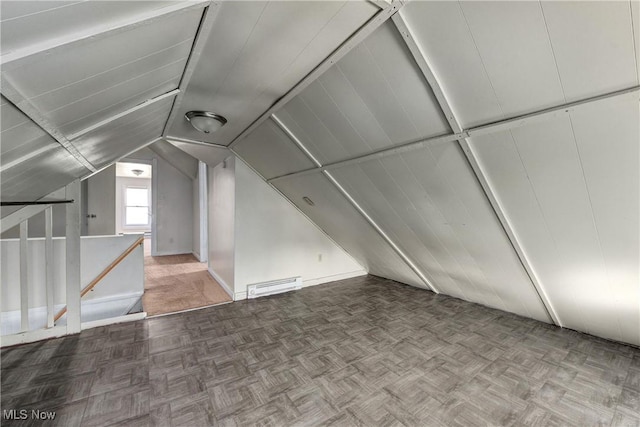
xmin=1 ymin=77 xmax=97 ymax=172
xmin=162 ymin=2 xmax=222 ymax=137
xmin=268 ymin=131 xmax=464 ymax=183
xmin=0 ymin=1 xmax=210 ymax=70
xmin=227 ymin=1 xmax=403 ymax=149
xmin=267 ymin=85 xmax=639 ymax=185
xmin=81 ymin=137 xmax=163 ymax=181
xmin=392 ymin=13 xmax=562 ymax=326
xmin=367 ymin=0 xmax=393 ymax=10
xmin=68 ymin=89 xmax=179 ymax=140
xmin=270 ymin=115 xmax=440 ymax=293
xmin=165 ymin=135 xmax=229 ymax=150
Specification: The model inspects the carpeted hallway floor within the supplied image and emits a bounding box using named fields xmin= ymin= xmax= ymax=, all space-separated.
xmin=142 ymin=240 xmax=231 ymax=316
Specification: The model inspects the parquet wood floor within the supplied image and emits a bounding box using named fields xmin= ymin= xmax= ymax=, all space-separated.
xmin=2 ymin=275 xmax=639 ymax=426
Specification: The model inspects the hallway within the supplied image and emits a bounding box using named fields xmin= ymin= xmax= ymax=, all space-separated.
xmin=142 ymin=240 xmax=231 ymax=316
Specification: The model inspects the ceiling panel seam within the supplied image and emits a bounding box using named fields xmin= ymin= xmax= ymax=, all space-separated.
xmin=0 ymin=1 xmax=210 ymax=70
xmin=166 ymin=136 xmax=228 ymax=150
xmin=68 ymin=89 xmax=179 ymax=141
xmin=271 ymin=113 xmax=439 ymax=293
xmin=0 ymin=77 xmax=97 ymax=173
xmin=392 ymin=12 xmax=560 ymax=325
xmin=227 ymin=0 xmax=403 ymax=149
xmin=162 ymin=3 xmax=222 ymax=138
xmin=267 ymin=85 xmax=640 ymax=186
xmin=81 ymin=136 xmax=162 ymax=181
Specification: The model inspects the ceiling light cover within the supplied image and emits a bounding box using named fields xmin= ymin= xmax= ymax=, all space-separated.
xmin=185 ymin=111 xmax=227 ymax=134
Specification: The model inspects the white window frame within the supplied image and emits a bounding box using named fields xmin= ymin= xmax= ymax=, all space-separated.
xmin=122 ymin=185 xmax=151 ymax=228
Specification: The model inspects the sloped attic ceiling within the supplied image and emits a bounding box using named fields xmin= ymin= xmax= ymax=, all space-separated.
xmin=1 ymin=1 xmax=639 ymax=346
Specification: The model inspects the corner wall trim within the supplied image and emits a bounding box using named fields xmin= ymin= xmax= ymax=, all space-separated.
xmin=207 ymin=268 xmax=233 ymax=299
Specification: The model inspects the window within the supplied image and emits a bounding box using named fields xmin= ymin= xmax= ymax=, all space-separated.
xmin=125 ymin=187 xmax=150 ymax=226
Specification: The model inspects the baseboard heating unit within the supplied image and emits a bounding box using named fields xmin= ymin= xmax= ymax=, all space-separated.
xmin=247 ymin=277 xmax=302 ymax=299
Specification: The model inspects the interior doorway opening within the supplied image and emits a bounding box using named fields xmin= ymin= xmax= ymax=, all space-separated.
xmin=115 ymin=161 xmax=152 ymax=238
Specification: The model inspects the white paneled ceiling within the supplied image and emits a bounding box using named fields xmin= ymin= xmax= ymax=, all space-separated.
xmin=1 ymin=97 xmax=90 ymax=202
xmin=3 ymin=6 xmax=202 ymax=137
xmin=402 ymin=0 xmax=639 ymax=127
xmin=165 ymin=0 xmax=379 ymax=145
xmin=276 ymin=20 xmax=449 ymax=165
xmin=274 ymin=172 xmax=426 ymax=289
xmin=72 ymin=95 xmax=174 ymax=169
xmin=2 ymin=1 xmax=639 ymax=346
xmin=1 ymin=1 xmax=187 ymax=56
xmin=232 ymin=118 xmax=316 ymax=180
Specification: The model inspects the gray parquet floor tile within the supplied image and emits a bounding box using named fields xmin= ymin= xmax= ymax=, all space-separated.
xmin=2 ymin=275 xmax=640 ymax=426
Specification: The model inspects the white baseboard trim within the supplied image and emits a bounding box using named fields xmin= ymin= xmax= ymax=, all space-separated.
xmin=1 ymin=325 xmax=68 ymax=348
xmin=234 ymin=291 xmax=247 ymax=301
xmin=302 ymin=270 xmax=367 ymax=288
xmin=152 ymin=249 xmax=192 ymax=256
xmin=208 ymin=268 xmax=234 ymax=299
xmin=192 ymin=250 xmax=201 ymax=262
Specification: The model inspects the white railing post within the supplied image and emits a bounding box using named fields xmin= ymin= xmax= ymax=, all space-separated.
xmin=45 ymin=206 xmax=54 ymax=328
xmin=19 ymin=220 xmax=29 ymax=332
xmin=65 ymin=180 xmax=82 ymax=333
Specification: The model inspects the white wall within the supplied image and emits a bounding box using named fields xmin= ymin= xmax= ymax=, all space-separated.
xmin=126 ymin=148 xmax=194 ymax=256
xmin=115 ymin=176 xmax=152 ymax=234
xmin=207 ymin=157 xmax=236 ymax=294
xmin=233 ymin=160 xmax=364 ymax=299
xmin=192 ymin=174 xmax=200 ymax=260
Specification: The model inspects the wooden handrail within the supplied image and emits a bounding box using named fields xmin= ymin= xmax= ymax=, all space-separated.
xmin=54 ymin=236 xmax=144 ymax=322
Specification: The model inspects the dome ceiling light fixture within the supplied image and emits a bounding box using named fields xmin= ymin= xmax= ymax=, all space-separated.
xmin=185 ymin=111 xmax=227 ymax=134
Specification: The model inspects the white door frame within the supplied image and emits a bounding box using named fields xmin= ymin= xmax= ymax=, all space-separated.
xmin=119 ymin=157 xmax=157 ymax=255
xmin=198 ymin=161 xmax=208 ymax=262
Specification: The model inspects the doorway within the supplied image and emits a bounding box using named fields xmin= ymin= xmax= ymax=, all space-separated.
xmin=115 ymin=161 xmax=152 ymax=237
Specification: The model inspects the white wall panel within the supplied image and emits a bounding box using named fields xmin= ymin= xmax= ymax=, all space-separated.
xmin=1 ymin=146 xmax=89 ymax=202
xmin=633 ymin=0 xmax=640 ymax=83
xmin=3 ymin=8 xmax=201 ymax=136
xmin=1 ymin=1 xmax=182 ymax=55
xmin=208 ymin=157 xmax=236 ymax=291
xmin=1 ymin=98 xmax=58 ymax=169
xmin=401 ymin=1 xmax=502 ymax=128
xmin=277 ymin=21 xmax=448 ymax=165
xmin=234 ymin=160 xmax=364 ymax=295
xmin=233 ymin=119 xmax=316 ymax=179
xmin=170 ymin=141 xmax=230 ymax=169
xmin=168 ymin=0 xmax=378 ymax=145
xmin=540 ymin=1 xmax=638 ymax=101
xmin=471 ymin=99 xmax=639 ymax=345
xmin=329 ymin=144 xmax=551 ymax=323
xmin=569 ymin=101 xmax=639 ymax=345
xmin=458 ymin=1 xmax=565 ymax=117
xmin=71 ymin=97 xmax=173 ymax=168
xmin=274 ymin=173 xmax=425 ymax=289
xmin=1 ymin=97 xmax=90 ymax=201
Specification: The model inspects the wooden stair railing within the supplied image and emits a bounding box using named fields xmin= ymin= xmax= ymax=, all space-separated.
xmin=54 ymin=236 xmax=145 ymax=322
